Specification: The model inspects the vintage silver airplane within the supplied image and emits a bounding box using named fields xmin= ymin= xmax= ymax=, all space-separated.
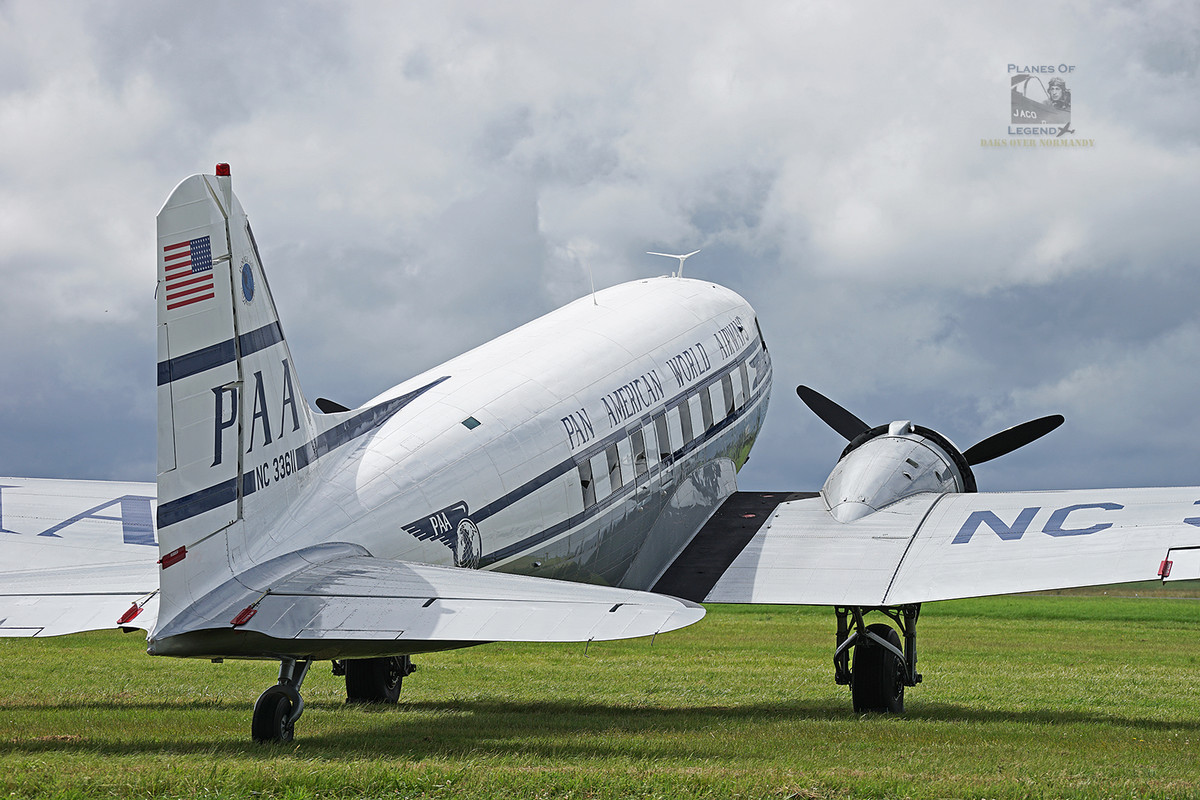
xmin=3 ymin=166 xmax=1198 ymax=742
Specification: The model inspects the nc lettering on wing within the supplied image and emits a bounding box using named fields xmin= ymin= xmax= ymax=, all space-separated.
xmin=952 ymin=502 xmax=1125 ymax=544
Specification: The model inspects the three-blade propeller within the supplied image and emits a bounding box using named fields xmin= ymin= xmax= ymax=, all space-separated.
xmin=795 ymin=385 xmax=1064 ymax=466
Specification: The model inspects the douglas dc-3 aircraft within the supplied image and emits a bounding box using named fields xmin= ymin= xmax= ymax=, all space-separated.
xmin=3 ymin=165 xmax=1200 ymax=743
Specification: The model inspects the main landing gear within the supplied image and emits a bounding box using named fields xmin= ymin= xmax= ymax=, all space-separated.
xmin=252 ymin=658 xmax=312 ymax=743
xmin=833 ymin=604 xmax=921 ymax=714
xmin=252 ymin=656 xmax=419 ymax=743
xmin=334 ymin=656 xmax=416 ymax=704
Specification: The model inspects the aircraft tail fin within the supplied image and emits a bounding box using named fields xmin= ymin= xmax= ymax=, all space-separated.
xmin=155 ymin=165 xmax=318 ymax=621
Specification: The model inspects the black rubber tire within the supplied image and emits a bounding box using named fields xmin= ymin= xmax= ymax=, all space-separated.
xmin=251 ymin=690 xmax=294 ymax=743
xmin=345 ymin=657 xmax=403 ymax=704
xmin=851 ymin=623 xmax=905 ymax=714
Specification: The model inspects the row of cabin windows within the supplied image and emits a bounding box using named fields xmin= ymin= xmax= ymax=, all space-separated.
xmin=577 ymin=358 xmax=754 ymax=509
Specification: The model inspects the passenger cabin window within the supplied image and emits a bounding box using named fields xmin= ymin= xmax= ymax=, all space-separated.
xmin=590 ymin=451 xmax=612 ymax=502
xmin=700 ymin=387 xmax=714 ymax=431
xmin=677 ymin=399 xmax=693 ymax=445
xmin=578 ymin=458 xmax=595 ymax=507
xmin=631 ymin=428 xmax=648 ymax=478
xmin=617 ymin=438 xmax=635 ymax=484
xmin=606 ymin=443 xmax=622 ymax=491
xmin=655 ymin=414 xmax=672 ymax=462
xmin=687 ymin=395 xmax=702 ymax=439
xmin=643 ymin=422 xmax=660 ymax=471
xmin=738 ymin=363 xmax=749 ymax=408
xmin=666 ymin=406 xmax=684 ymax=457
xmin=721 ymin=374 xmax=735 ymax=417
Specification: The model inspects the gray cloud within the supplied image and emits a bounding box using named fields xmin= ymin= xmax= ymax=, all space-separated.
xmin=1 ymin=1 xmax=1198 ymax=500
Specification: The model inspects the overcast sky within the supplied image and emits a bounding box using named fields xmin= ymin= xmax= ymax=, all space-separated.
xmin=1 ymin=1 xmax=1198 ymax=494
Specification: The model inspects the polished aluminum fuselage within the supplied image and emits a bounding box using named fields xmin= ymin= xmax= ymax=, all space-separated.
xmin=234 ymin=277 xmax=772 ymax=592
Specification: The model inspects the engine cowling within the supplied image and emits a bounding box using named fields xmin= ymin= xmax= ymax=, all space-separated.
xmin=821 ymin=420 xmax=976 ymax=522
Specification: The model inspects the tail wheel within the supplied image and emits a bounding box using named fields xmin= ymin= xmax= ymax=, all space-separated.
xmin=851 ymin=623 xmax=905 ymax=714
xmin=345 ymin=656 xmax=408 ymax=704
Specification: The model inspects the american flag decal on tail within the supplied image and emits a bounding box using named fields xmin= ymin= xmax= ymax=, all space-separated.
xmin=163 ymin=236 xmax=215 ymax=311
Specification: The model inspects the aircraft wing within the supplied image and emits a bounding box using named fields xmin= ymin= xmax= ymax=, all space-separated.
xmin=0 ymin=477 xmax=159 ymax=636
xmin=149 ymin=543 xmax=705 ymax=658
xmin=655 ymin=489 xmax=1200 ymax=605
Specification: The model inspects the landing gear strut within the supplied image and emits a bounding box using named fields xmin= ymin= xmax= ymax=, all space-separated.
xmin=335 ymin=656 xmax=416 ymax=704
xmin=252 ymin=658 xmax=312 ymax=743
xmin=834 ymin=605 xmax=921 ymax=713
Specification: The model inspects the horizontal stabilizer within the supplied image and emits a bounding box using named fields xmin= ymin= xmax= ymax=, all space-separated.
xmin=149 ymin=543 xmax=704 ymax=658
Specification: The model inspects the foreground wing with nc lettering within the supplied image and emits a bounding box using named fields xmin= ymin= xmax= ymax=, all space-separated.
xmin=656 ymin=488 xmax=1200 ymax=605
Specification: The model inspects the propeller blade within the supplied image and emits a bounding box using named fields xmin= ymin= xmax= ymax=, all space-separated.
xmin=962 ymin=414 xmax=1065 ymax=466
xmin=796 ymin=385 xmax=871 ymax=441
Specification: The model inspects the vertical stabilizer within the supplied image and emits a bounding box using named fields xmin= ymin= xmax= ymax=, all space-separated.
xmin=155 ymin=165 xmax=317 ymax=624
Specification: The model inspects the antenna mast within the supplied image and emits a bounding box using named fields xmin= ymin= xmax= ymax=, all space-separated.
xmin=647 ymin=249 xmax=701 ymax=278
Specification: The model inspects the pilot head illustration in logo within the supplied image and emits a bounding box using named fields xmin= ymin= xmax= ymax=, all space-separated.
xmin=455 ymin=518 xmax=482 ymax=569
xmin=1046 ymin=77 xmax=1071 ymax=111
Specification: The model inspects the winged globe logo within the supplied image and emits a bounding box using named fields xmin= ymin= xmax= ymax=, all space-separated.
xmin=401 ymin=501 xmax=483 ymax=568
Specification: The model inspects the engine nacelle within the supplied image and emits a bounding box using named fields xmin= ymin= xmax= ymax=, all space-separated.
xmin=821 ymin=420 xmax=976 ymax=522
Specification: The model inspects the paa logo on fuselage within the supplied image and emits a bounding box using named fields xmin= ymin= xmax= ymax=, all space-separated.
xmin=402 ymin=501 xmax=483 ymax=568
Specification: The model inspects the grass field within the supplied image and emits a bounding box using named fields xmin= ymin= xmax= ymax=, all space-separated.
xmin=2 ymin=595 xmax=1200 ymax=799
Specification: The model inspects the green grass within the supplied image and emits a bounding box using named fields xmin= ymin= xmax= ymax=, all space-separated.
xmin=2 ymin=598 xmax=1200 ymax=798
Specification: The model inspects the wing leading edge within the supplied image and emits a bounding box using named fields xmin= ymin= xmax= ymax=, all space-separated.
xmin=660 ymin=488 xmax=1200 ymax=606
